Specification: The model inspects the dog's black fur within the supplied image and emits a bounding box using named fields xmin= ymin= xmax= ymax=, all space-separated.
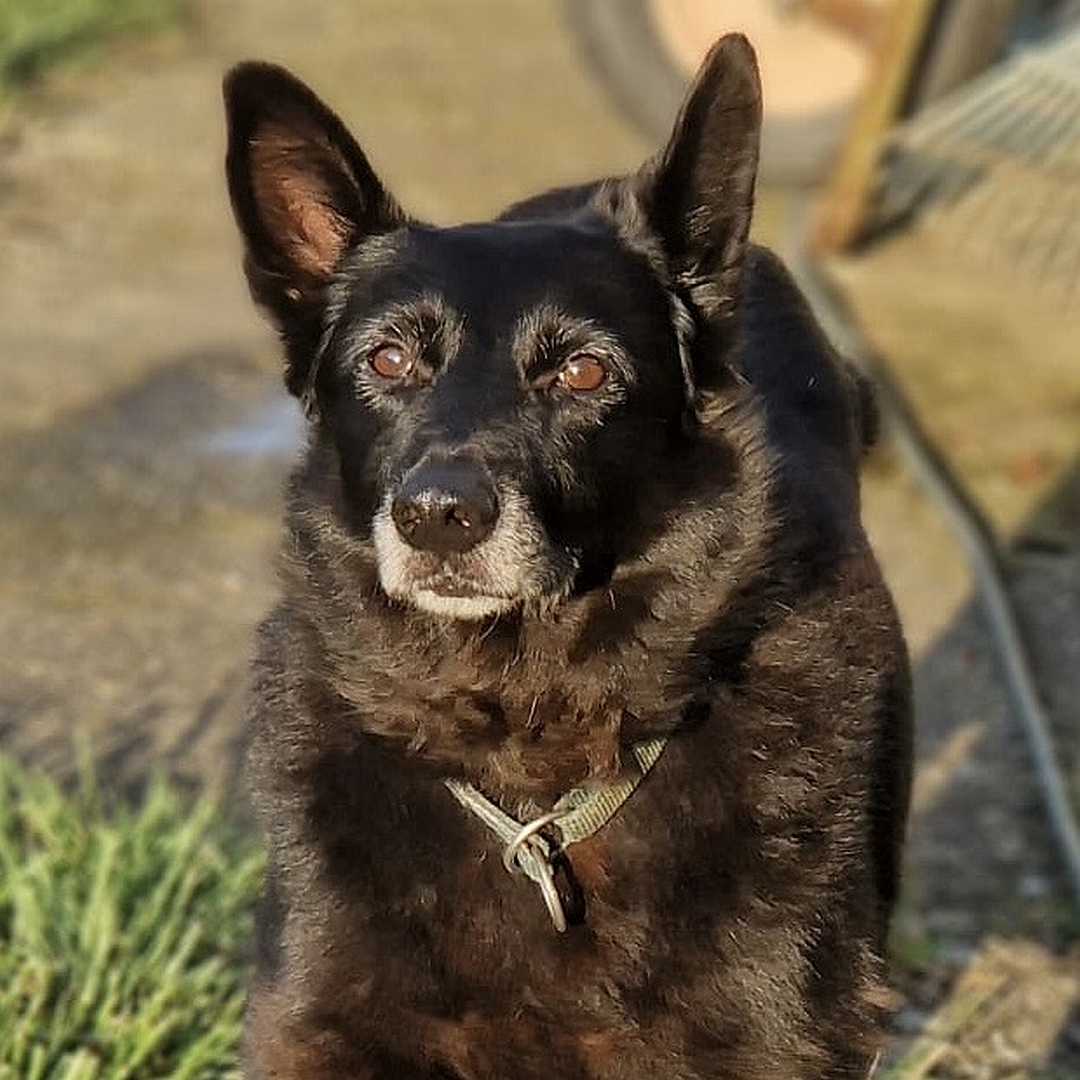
xmin=225 ymin=35 xmax=911 ymax=1080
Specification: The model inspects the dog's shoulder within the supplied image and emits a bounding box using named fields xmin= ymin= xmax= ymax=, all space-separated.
xmin=732 ymin=245 xmax=879 ymax=548
xmin=737 ymin=245 xmax=873 ymax=460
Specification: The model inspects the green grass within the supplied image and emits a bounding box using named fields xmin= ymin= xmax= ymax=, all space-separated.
xmin=0 ymin=752 xmax=262 ymax=1080
xmin=0 ymin=0 xmax=188 ymax=99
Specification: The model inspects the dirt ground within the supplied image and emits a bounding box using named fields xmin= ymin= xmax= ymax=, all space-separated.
xmin=1 ymin=1 xmax=1079 ymax=1074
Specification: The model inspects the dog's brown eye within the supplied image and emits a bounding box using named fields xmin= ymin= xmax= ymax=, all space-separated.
xmin=556 ymin=354 xmax=606 ymax=392
xmin=369 ymin=344 xmax=413 ymax=380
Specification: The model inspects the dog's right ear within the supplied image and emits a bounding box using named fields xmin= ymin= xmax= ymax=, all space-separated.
xmin=224 ymin=62 xmax=406 ymax=393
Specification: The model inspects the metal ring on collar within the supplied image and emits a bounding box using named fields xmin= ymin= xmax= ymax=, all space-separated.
xmin=502 ymin=811 xmax=572 ymax=932
xmin=501 ymin=810 xmax=565 ymax=875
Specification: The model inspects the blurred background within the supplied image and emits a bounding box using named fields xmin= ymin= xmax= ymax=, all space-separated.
xmin=1 ymin=0 xmax=1078 ymax=1074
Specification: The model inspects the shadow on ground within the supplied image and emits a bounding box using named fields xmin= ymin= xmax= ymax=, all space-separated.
xmin=891 ymin=455 xmax=1080 ymax=1071
xmin=0 ymin=347 xmax=298 ymax=798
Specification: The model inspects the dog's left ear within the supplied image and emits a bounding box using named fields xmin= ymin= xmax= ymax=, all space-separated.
xmin=630 ymin=34 xmax=761 ymax=378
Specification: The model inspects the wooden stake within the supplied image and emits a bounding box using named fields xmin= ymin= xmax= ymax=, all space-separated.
xmin=811 ymin=0 xmax=941 ymax=253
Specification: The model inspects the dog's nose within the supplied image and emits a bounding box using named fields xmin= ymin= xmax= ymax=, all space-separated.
xmin=391 ymin=459 xmax=499 ymax=554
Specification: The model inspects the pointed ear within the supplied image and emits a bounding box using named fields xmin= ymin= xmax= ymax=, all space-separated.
xmin=634 ymin=34 xmax=761 ymax=356
xmin=223 ymin=61 xmax=406 ymax=331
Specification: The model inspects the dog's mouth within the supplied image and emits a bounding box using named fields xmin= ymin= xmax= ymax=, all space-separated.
xmin=416 ymin=572 xmax=488 ymax=599
xmin=409 ymin=569 xmax=518 ymax=620
xmin=411 ymin=587 xmax=517 ymax=620
xmin=378 ymin=540 xmax=527 ymax=620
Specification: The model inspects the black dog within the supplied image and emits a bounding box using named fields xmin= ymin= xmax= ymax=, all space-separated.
xmin=224 ymin=34 xmax=911 ymax=1080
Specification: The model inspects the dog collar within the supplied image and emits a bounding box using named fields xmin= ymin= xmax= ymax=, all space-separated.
xmin=444 ymin=737 xmax=667 ymax=932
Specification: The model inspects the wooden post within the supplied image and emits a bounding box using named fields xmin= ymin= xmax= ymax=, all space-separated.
xmin=811 ymin=0 xmax=1023 ymax=253
xmin=810 ymin=0 xmax=941 ymax=254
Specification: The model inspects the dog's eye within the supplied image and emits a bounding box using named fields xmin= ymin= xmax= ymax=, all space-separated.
xmin=556 ymin=354 xmax=606 ymax=392
xmin=369 ymin=343 xmax=414 ymax=380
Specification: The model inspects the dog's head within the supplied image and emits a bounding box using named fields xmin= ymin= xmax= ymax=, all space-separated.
xmin=224 ymin=37 xmax=761 ymax=621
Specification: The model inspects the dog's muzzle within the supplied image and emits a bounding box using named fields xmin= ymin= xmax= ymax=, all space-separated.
xmin=373 ymin=455 xmax=574 ymax=620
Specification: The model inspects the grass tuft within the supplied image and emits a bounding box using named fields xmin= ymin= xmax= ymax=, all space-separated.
xmin=0 ymin=752 xmax=261 ymax=1080
xmin=0 ymin=0 xmax=188 ymax=99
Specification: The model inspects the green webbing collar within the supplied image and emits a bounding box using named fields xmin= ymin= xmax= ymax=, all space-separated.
xmin=444 ymin=738 xmax=668 ymax=932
